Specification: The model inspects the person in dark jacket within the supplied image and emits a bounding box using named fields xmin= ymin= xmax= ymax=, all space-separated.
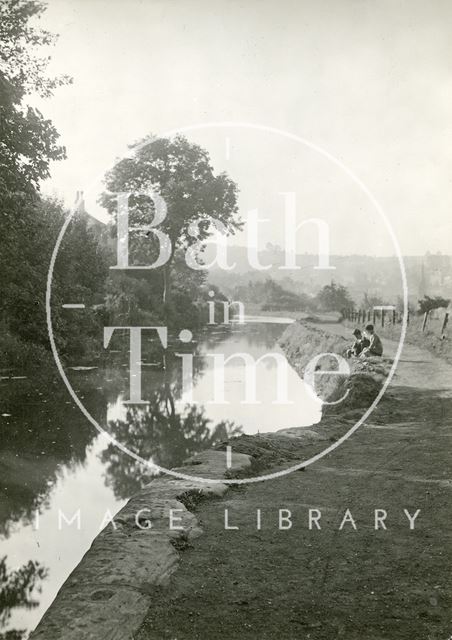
xmin=362 ymin=324 xmax=383 ymax=357
xmin=346 ymin=328 xmax=370 ymax=358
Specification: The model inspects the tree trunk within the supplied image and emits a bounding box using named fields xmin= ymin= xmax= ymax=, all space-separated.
xmin=162 ymin=264 xmax=170 ymax=304
xmin=162 ymin=248 xmax=175 ymax=305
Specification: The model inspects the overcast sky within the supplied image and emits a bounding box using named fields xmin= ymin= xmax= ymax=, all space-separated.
xmin=36 ymin=0 xmax=452 ymax=256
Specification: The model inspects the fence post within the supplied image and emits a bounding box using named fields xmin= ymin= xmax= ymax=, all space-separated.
xmin=372 ymin=309 xmax=376 ymax=325
xmin=358 ymin=310 xmax=361 ymax=323
xmin=381 ymin=309 xmax=385 ymax=327
xmin=392 ymin=309 xmax=396 ymax=325
xmin=367 ymin=310 xmax=371 ymax=322
xmin=441 ymin=312 xmax=449 ymax=338
xmin=407 ymin=309 xmax=410 ymax=325
xmin=422 ymin=310 xmax=429 ymax=332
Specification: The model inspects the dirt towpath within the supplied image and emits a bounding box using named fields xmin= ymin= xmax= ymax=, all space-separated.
xmin=136 ymin=324 xmax=452 ymax=640
xmin=322 ymin=322 xmax=452 ymax=394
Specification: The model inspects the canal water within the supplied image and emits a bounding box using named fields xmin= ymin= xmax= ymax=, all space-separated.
xmin=0 ymin=318 xmax=320 ymax=636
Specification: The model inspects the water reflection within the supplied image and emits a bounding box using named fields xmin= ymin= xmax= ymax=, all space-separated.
xmin=100 ymin=334 xmax=243 ymax=497
xmin=0 ymin=384 xmax=96 ymax=538
xmin=0 ymin=320 xmax=320 ymax=636
xmin=0 ymin=378 xmax=123 ymax=636
xmin=103 ymin=404 xmax=241 ymax=499
xmin=0 ymin=556 xmax=47 ymax=640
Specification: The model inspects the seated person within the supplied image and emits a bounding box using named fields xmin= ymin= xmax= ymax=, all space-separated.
xmin=361 ymin=324 xmax=383 ymax=357
xmin=346 ymin=328 xmax=370 ymax=357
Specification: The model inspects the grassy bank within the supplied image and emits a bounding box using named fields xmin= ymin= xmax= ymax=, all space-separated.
xmin=279 ymin=320 xmax=389 ymax=416
xmin=0 ymin=329 xmax=54 ymax=375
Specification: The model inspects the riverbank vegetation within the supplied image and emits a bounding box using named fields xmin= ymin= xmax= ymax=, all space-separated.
xmin=0 ymin=1 xmax=105 ymax=371
xmin=0 ymin=1 xmax=240 ymax=373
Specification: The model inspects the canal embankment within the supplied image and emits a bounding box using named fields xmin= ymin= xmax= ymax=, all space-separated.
xmin=30 ymin=319 xmax=451 ymax=639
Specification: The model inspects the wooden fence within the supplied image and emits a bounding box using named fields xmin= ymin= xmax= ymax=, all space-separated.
xmin=342 ymin=307 xmax=450 ymax=338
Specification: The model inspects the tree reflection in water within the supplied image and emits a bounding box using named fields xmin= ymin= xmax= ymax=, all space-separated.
xmin=0 ymin=556 xmax=47 ymax=640
xmin=0 ymin=383 xmax=99 ymax=538
xmin=101 ymin=336 xmax=243 ymax=498
xmin=200 ymin=323 xmax=285 ymax=352
xmin=102 ymin=395 xmax=242 ymax=499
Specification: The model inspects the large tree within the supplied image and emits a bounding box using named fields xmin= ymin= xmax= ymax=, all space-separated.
xmin=100 ymin=134 xmax=241 ymax=304
xmin=1 ymin=1 xmax=71 ymax=338
xmin=0 ymin=0 xmax=70 ymax=197
xmin=0 ymin=2 xmax=109 ymax=367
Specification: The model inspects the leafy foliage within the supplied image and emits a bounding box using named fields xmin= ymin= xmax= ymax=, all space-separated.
xmin=0 ymin=3 xmax=108 ymax=367
xmin=0 ymin=1 xmax=71 ymax=195
xmin=101 ymin=135 xmax=241 ymax=246
xmin=418 ymin=295 xmax=450 ymax=314
xmin=0 ymin=0 xmax=71 ymax=98
xmin=233 ymin=278 xmax=311 ymax=312
xmin=1 ymin=197 xmax=108 ymax=367
xmin=316 ymin=281 xmax=355 ymax=313
xmin=0 ymin=556 xmax=47 ymax=638
xmin=103 ymin=392 xmax=242 ymax=498
xmin=100 ymin=134 xmax=241 ymax=303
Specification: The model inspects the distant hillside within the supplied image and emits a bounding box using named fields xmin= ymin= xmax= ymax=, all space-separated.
xmin=205 ymin=245 xmax=452 ymax=305
xmin=233 ymin=278 xmax=314 ymax=312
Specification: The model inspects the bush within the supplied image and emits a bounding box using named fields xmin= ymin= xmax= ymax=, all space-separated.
xmin=0 ymin=327 xmax=53 ymax=373
xmin=418 ymin=295 xmax=450 ymax=314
